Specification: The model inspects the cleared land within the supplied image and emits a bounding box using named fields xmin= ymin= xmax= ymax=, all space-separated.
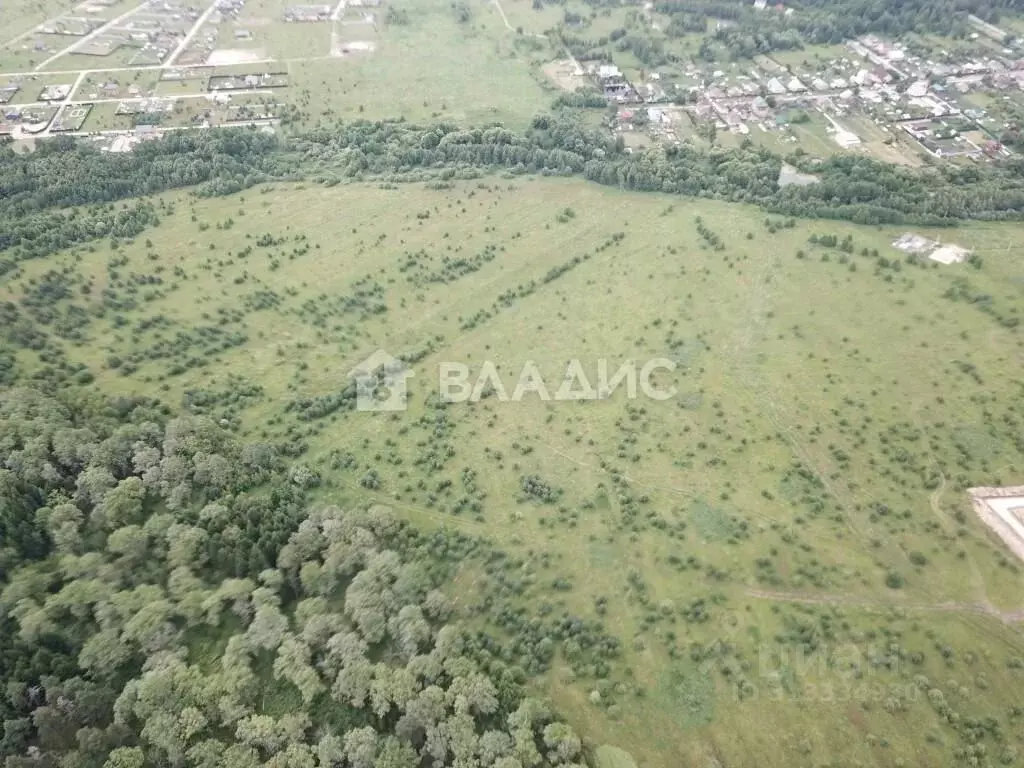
xmin=971 ymin=487 xmax=1024 ymax=562
xmin=5 ymin=176 xmax=1023 ymax=768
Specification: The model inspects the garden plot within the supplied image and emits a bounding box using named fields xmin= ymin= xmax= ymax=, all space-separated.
xmin=50 ymin=102 xmax=92 ymax=132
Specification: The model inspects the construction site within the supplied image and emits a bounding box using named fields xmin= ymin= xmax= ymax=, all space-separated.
xmin=892 ymin=233 xmax=972 ymax=264
xmin=970 ymin=486 xmax=1024 ymax=563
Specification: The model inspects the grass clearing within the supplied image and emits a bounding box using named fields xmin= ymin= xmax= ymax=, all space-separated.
xmin=0 ymin=0 xmax=80 ymax=45
xmin=284 ymin=0 xmax=551 ymax=128
xmin=768 ymin=44 xmax=850 ymax=69
xmin=5 ymin=176 xmax=1024 ymax=768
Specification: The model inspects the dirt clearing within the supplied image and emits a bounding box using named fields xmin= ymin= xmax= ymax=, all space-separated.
xmin=206 ymin=48 xmax=266 ymax=66
xmin=543 ymin=59 xmax=586 ymax=92
xmin=969 ymin=486 xmax=1024 ymax=563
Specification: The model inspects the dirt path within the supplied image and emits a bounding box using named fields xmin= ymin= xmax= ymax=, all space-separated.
xmin=917 ymin=433 xmax=1024 ymax=628
xmin=491 ymin=0 xmax=546 ymax=38
xmin=492 ymin=0 xmax=514 ymax=31
xmin=926 ymin=468 xmax=988 ymax=601
xmin=745 ymin=587 xmax=1024 ymax=626
xmin=166 ymin=0 xmax=218 ymax=67
xmin=720 ymin=249 xmax=870 ymax=546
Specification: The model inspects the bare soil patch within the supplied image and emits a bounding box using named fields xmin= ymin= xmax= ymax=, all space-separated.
xmin=969 ymin=486 xmax=1024 ymax=563
xmin=543 ymin=59 xmax=586 ymax=92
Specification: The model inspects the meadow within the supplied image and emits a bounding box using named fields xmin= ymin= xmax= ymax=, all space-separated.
xmin=0 ymin=0 xmax=79 ymax=45
xmin=280 ymin=0 xmax=554 ymax=128
xmin=5 ymin=175 xmax=1024 ymax=767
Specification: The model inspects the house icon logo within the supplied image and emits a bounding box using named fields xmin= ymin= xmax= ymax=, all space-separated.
xmin=348 ymin=349 xmax=413 ymax=412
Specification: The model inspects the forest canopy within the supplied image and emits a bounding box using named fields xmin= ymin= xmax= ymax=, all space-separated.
xmin=0 ymin=386 xmax=589 ymax=768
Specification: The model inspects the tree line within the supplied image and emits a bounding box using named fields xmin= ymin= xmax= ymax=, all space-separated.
xmin=5 ymin=112 xmax=1024 ymax=269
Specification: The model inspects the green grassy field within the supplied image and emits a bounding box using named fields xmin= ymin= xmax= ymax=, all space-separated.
xmin=768 ymin=44 xmax=851 ymax=69
xmin=0 ymin=32 xmax=77 ymax=72
xmin=72 ymin=68 xmax=162 ymax=98
xmin=496 ymin=0 xmax=566 ymax=35
xmin=5 ymin=176 xmax=1024 ymax=768
xmin=42 ymin=45 xmax=146 ymax=73
xmin=0 ymin=0 xmax=79 ymax=44
xmin=281 ymin=0 xmax=551 ymax=128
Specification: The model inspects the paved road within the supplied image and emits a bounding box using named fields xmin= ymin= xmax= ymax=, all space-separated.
xmin=69 ymin=69 xmax=90 ymax=99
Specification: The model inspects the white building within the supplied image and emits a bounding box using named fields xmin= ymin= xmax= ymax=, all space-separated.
xmin=930 ymin=244 xmax=969 ymax=264
xmin=907 ymin=80 xmax=929 ymax=98
xmin=646 ymin=107 xmax=670 ymax=124
xmin=853 ymin=68 xmax=876 ymax=86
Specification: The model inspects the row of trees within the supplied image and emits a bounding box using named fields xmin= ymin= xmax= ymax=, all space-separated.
xmin=6 ymin=115 xmax=1024 ymax=259
xmin=295 ymin=115 xmax=1024 ymax=224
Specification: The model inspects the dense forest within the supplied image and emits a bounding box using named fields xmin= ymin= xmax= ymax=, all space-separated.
xmin=650 ymin=0 xmax=1024 ymax=55
xmin=789 ymin=0 xmax=1024 ymax=41
xmin=0 ymin=387 xmax=592 ymax=767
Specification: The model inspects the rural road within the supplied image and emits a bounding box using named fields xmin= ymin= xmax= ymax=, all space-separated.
xmin=491 ymin=0 xmax=546 ymax=39
xmin=166 ymin=1 xmax=219 ymax=67
xmin=0 ymin=54 xmax=332 ymax=81
xmin=19 ymin=87 xmax=276 ymax=111
xmin=11 ymin=114 xmax=277 ymax=140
